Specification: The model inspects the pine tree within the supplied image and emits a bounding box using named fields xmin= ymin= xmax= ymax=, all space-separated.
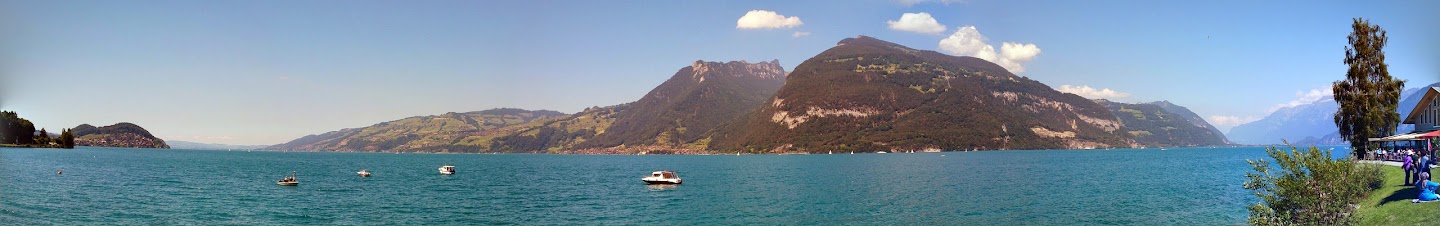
xmin=60 ymin=128 xmax=75 ymax=149
xmin=36 ymin=128 xmax=51 ymax=146
xmin=1332 ymin=18 xmax=1405 ymax=158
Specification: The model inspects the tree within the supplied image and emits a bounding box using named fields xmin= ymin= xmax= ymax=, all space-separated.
xmin=35 ymin=128 xmax=51 ymax=146
xmin=1332 ymin=18 xmax=1405 ymax=158
xmin=0 ymin=111 xmax=30 ymax=144
xmin=60 ymin=128 xmax=75 ymax=149
xmin=1244 ymin=144 xmax=1384 ymax=225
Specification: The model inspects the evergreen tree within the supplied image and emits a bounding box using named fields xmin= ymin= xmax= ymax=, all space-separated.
xmin=36 ymin=128 xmax=51 ymax=146
xmin=60 ymin=128 xmax=75 ymax=149
xmin=1332 ymin=18 xmax=1405 ymax=158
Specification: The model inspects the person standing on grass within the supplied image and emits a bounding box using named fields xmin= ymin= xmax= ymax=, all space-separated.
xmin=1422 ymin=154 xmax=1434 ymax=183
xmin=1404 ymin=152 xmax=1415 ymax=186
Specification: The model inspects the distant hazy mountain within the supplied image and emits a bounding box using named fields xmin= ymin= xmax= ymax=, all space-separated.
xmin=707 ymin=36 xmax=1131 ymax=153
xmin=168 ymin=140 xmax=269 ymax=150
xmin=266 ymin=108 xmax=565 ymax=152
xmin=1227 ymin=82 xmax=1438 ymax=145
xmin=1095 ymin=100 xmax=1229 ymax=147
xmin=1225 ymin=99 xmax=1340 ymax=145
xmin=72 ymin=123 xmax=170 ymax=149
xmin=488 ymin=60 xmax=787 ymax=154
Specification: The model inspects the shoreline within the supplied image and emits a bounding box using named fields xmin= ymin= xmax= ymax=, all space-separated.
xmin=18 ymin=144 xmax=1357 ymax=156
xmin=133 ymin=145 xmax=1319 ymax=155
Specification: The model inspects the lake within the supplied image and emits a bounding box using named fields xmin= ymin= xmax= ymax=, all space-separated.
xmin=0 ymin=146 xmax=1344 ymax=225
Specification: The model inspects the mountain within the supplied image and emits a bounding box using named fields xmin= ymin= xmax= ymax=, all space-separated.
xmin=1292 ymin=132 xmax=1347 ymax=146
xmin=488 ymin=60 xmax=787 ymax=154
xmin=1227 ymin=82 xmax=1438 ymax=145
xmin=71 ymin=123 xmax=170 ymax=149
xmin=1225 ymin=99 xmax=1339 ymax=145
xmin=168 ymin=140 xmax=270 ymax=150
xmin=487 ymin=104 xmax=628 ymax=153
xmin=266 ymin=108 xmax=565 ymax=152
xmin=1395 ymin=82 xmax=1440 ymax=132
xmin=707 ymin=36 xmax=1131 ymax=153
xmin=1095 ymin=100 xmax=1229 ymax=147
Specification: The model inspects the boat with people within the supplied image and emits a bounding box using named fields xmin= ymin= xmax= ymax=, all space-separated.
xmin=276 ymin=172 xmax=298 ymax=186
xmin=641 ymin=171 xmax=683 ymax=185
xmin=357 ymin=169 xmax=371 ymax=177
xmin=438 ymin=165 xmax=455 ymax=175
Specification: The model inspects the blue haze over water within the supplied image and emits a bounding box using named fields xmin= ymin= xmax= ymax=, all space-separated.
xmin=0 ymin=146 xmax=1349 ymax=225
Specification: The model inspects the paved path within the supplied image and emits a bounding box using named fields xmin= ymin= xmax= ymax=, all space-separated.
xmin=1361 ymin=160 xmax=1436 ymax=168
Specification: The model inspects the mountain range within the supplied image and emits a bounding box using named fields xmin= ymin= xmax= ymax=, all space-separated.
xmin=269 ymin=36 xmax=1230 ymax=153
xmin=266 ymin=108 xmax=565 ymax=152
xmin=1095 ymin=100 xmax=1230 ymax=147
xmin=1227 ymin=82 xmax=1439 ymax=145
xmin=487 ymin=60 xmax=787 ymax=154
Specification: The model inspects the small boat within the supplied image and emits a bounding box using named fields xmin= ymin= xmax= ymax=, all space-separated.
xmin=439 ymin=165 xmax=455 ymax=175
xmin=877 ymin=151 xmax=888 ymax=154
xmin=357 ymin=169 xmax=371 ymax=177
xmin=277 ymin=172 xmax=298 ymax=186
xmin=641 ymin=171 xmax=682 ymax=185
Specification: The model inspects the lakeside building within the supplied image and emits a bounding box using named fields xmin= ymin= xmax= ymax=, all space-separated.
xmin=1371 ymin=87 xmax=1440 ymax=156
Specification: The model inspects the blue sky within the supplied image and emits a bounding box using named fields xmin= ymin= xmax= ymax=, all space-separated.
xmin=1 ymin=0 xmax=1435 ymax=145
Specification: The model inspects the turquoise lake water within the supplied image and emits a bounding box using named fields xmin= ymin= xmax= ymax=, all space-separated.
xmin=0 ymin=146 xmax=1349 ymax=225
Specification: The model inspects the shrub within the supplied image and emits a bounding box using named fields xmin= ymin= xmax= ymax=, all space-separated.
xmin=1243 ymin=144 xmax=1384 ymax=226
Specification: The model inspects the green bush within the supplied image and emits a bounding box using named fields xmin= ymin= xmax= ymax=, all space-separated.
xmin=1244 ymin=144 xmax=1385 ymax=226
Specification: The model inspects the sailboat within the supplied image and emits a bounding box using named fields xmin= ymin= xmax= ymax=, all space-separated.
xmin=276 ymin=171 xmax=298 ymax=186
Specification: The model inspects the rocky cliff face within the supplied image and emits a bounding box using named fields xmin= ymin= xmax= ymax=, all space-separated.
xmin=708 ymin=36 xmax=1131 ymax=153
xmin=72 ymin=123 xmax=170 ymax=149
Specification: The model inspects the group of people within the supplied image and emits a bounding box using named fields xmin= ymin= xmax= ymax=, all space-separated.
xmin=1401 ymin=151 xmax=1438 ymax=203
xmin=1376 ymin=148 xmax=1422 ymax=161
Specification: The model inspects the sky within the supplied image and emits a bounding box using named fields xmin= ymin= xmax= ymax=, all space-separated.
xmin=1 ymin=0 xmax=1436 ymax=145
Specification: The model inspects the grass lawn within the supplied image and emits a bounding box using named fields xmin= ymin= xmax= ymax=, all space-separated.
xmin=1354 ymin=165 xmax=1439 ymax=225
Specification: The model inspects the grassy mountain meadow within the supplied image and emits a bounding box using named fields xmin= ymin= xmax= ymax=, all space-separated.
xmin=1094 ymin=100 xmax=1229 ymax=147
xmin=266 ymin=109 xmax=565 ymax=152
xmin=270 ymin=36 xmax=1230 ymax=154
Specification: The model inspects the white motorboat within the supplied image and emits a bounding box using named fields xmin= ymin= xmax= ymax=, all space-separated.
xmin=641 ymin=171 xmax=682 ymax=185
xmin=357 ymin=169 xmax=371 ymax=177
xmin=439 ymin=165 xmax=455 ymax=175
xmin=276 ymin=172 xmax=298 ymax=186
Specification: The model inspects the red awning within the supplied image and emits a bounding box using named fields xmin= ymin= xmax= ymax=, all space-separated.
xmin=1420 ymin=130 xmax=1440 ymax=138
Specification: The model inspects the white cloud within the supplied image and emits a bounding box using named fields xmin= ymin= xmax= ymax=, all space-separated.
xmin=1265 ymin=87 xmax=1333 ymax=113
xmin=736 ymin=10 xmax=803 ymax=29
xmin=887 ymin=13 xmax=947 ymax=35
xmin=1000 ymin=42 xmax=1041 ymax=63
xmin=939 ymin=26 xmax=1041 ymax=73
xmin=1208 ymin=115 xmax=1261 ymax=129
xmin=792 ymin=31 xmax=811 ymax=38
xmin=1056 ymin=85 xmax=1130 ymax=99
